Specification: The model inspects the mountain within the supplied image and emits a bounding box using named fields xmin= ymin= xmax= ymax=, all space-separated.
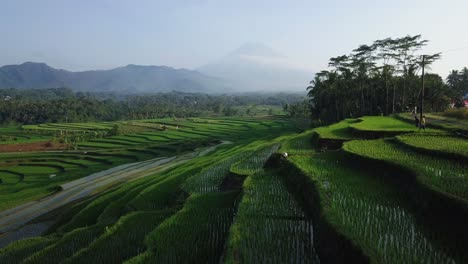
xmin=197 ymin=43 xmax=313 ymax=92
xmin=0 ymin=62 xmax=228 ymax=93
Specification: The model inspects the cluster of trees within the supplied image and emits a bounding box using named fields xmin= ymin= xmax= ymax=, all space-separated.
xmin=447 ymin=68 xmax=468 ymax=107
xmin=283 ymin=100 xmax=311 ymax=118
xmin=307 ymin=35 xmax=467 ymax=123
xmin=0 ymin=88 xmax=304 ymax=125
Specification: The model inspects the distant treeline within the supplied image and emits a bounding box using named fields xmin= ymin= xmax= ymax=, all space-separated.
xmin=0 ymin=88 xmax=304 ymax=125
xmin=307 ymin=34 xmax=468 ymax=123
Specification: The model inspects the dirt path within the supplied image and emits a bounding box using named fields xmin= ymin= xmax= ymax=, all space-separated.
xmin=0 ymin=141 xmax=232 ymax=238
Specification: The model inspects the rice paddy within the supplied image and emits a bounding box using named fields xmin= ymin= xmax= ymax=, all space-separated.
xmin=1 ymin=115 xmax=467 ymax=263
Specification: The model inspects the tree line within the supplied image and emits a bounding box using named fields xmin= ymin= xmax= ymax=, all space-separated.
xmin=0 ymin=88 xmax=304 ymax=125
xmin=307 ymin=35 xmax=468 ymax=123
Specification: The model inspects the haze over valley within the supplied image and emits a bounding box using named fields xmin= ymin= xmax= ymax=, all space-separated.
xmin=0 ymin=43 xmax=312 ymax=94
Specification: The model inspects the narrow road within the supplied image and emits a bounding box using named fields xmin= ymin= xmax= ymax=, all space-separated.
xmin=0 ymin=141 xmax=232 ymax=236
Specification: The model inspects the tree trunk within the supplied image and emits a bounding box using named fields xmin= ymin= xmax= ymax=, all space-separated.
xmin=361 ymin=83 xmax=365 ymax=116
xmin=385 ymin=78 xmax=389 ymax=115
xmin=392 ymin=82 xmax=396 ymax=114
xmin=335 ymin=99 xmax=340 ymax=121
xmin=402 ymin=76 xmax=407 ymax=110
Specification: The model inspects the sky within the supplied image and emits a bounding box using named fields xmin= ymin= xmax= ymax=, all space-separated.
xmin=1 ymin=0 xmax=468 ymax=76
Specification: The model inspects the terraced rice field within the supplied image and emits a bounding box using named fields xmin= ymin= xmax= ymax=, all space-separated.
xmin=314 ymin=118 xmax=359 ymax=140
xmin=344 ymin=139 xmax=468 ymax=201
xmin=396 ymin=133 xmax=468 ymax=159
xmin=1 ymin=115 xmax=467 ymax=263
xmin=0 ymin=117 xmax=295 ymax=211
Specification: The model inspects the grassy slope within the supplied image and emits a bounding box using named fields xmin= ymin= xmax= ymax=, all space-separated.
xmin=398 ymin=112 xmax=468 ymax=132
xmin=314 ymin=118 xmax=358 ymax=139
xmin=344 ymin=139 xmax=468 ymax=201
xmin=4 ymin=115 xmax=467 ymax=263
xmin=1 ymin=117 xmax=298 ymax=264
xmin=396 ymin=133 xmax=468 ymax=158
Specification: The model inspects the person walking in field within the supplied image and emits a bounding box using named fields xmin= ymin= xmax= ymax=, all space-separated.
xmin=414 ymin=116 xmax=419 ymax=128
xmin=419 ymin=115 xmax=426 ymax=131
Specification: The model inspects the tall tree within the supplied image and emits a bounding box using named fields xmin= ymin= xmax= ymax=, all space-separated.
xmin=390 ymin=35 xmax=428 ymax=112
xmin=307 ymin=35 xmax=447 ymax=124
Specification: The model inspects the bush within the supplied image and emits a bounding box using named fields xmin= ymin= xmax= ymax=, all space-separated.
xmin=442 ymin=108 xmax=468 ymax=119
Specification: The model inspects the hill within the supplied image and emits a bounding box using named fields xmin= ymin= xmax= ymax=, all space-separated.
xmin=0 ymin=62 xmax=228 ymax=94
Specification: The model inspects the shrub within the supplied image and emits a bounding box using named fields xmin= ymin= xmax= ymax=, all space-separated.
xmin=442 ymin=108 xmax=468 ymax=120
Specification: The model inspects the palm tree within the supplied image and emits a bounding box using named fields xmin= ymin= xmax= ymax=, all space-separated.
xmin=461 ymin=67 xmax=468 ymax=96
xmin=447 ymin=70 xmax=460 ymax=87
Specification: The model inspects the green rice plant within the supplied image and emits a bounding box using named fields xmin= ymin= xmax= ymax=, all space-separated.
xmin=182 ymin=153 xmax=244 ymax=193
xmin=9 ymin=164 xmax=62 ymax=175
xmin=396 ymin=133 xmax=468 ymax=159
xmin=314 ymin=118 xmax=358 ymax=140
xmin=351 ymin=116 xmax=418 ymax=132
xmin=23 ymin=225 xmax=106 ymax=264
xmin=128 ymin=191 xmax=239 ymax=264
xmin=231 ymin=144 xmax=280 ymax=175
xmin=0 ymin=237 xmax=57 ymax=263
xmin=0 ymin=134 xmax=50 ymax=145
xmin=111 ymin=135 xmax=151 ymax=143
xmin=96 ymin=170 xmax=174 ymax=223
xmin=77 ymin=142 xmax=124 ymax=149
xmin=1 ymin=117 xmax=296 ymax=212
xmin=350 ymin=116 xmax=441 ymax=138
xmin=344 ymin=139 xmax=468 ymax=201
xmin=237 ymin=172 xmax=305 ymax=218
xmin=64 ymin=210 xmax=172 ymax=264
xmin=58 ymin=188 xmax=127 ymax=232
xmin=397 ymin=113 xmax=468 ymax=132
xmin=87 ymin=138 xmax=139 ymax=146
xmin=290 ymin=153 xmax=460 ymax=263
xmin=0 ymin=170 xmax=23 ymax=184
xmin=330 ymin=194 xmax=456 ymax=264
xmin=279 ymin=130 xmax=315 ymax=155
xmin=127 ymin=166 xmax=201 ymax=211
xmin=225 ymin=171 xmax=319 ymax=263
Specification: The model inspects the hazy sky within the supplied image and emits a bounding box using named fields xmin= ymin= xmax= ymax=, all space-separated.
xmin=1 ymin=0 xmax=467 ymax=76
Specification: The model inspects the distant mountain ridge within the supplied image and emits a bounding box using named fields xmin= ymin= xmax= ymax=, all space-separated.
xmin=198 ymin=42 xmax=313 ymax=92
xmin=0 ymin=43 xmax=314 ymax=93
xmin=0 ymin=62 xmax=227 ymax=93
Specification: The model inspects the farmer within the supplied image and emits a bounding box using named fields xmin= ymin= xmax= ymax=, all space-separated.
xmin=420 ymin=115 xmax=426 ymax=131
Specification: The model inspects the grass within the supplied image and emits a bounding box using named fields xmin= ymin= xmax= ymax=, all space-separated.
xmin=351 ymin=116 xmax=417 ymax=131
xmin=344 ymin=139 xmax=468 ymax=201
xmin=225 ymin=170 xmax=319 ymax=263
xmin=0 ymin=135 xmax=50 ymax=145
xmin=0 ymin=237 xmax=58 ymax=263
xmin=1 ymin=116 xmax=296 ymax=211
xmin=64 ymin=210 xmax=172 ymax=264
xmin=396 ymin=133 xmax=468 ymax=159
xmin=127 ymin=191 xmax=239 ymax=263
xmin=0 ymin=116 xmax=300 ymax=263
xmin=279 ymin=130 xmax=315 ymax=155
xmin=349 ymin=116 xmax=441 ymax=138
xmin=182 ymin=153 xmax=243 ymax=193
xmin=440 ymin=108 xmax=468 ymax=120
xmin=314 ymin=118 xmax=358 ymax=139
xmin=397 ymin=112 xmax=468 ymax=133
xmin=5 ymin=114 xmax=467 ymax=263
xmin=23 ymin=225 xmax=106 ymax=264
xmin=289 ymin=151 xmax=460 ymax=263
xmin=231 ymin=144 xmax=280 ymax=175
